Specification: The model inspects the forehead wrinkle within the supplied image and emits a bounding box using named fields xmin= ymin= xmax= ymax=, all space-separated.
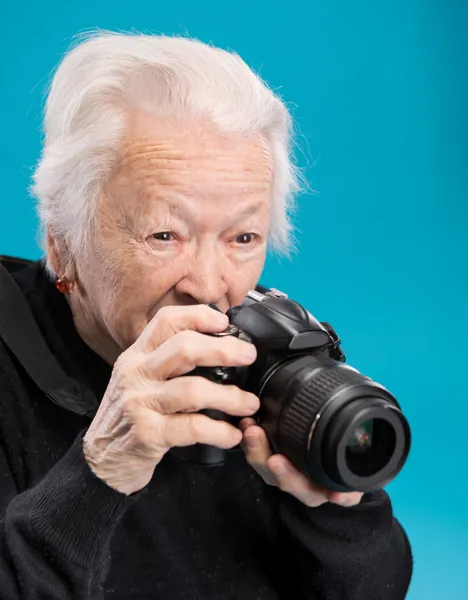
xmin=151 ymin=195 xmax=267 ymax=229
xmin=119 ymin=143 xmax=221 ymax=166
xmin=138 ymin=170 xmax=272 ymax=189
xmin=113 ymin=130 xmax=273 ymax=232
xmin=120 ymin=174 xmax=268 ymax=230
xmin=166 ymin=199 xmax=265 ymax=223
xmin=131 ymin=166 xmax=272 ymax=205
xmin=123 ymin=157 xmax=272 ymax=180
xmin=119 ymin=137 xmax=273 ymax=176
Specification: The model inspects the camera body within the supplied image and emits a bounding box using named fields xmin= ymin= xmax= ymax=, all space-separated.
xmin=172 ymin=289 xmax=411 ymax=492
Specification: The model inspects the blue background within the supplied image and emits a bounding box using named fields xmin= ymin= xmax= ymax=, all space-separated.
xmin=1 ymin=2 xmax=467 ymax=598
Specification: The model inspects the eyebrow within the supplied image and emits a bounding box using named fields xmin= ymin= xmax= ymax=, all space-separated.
xmin=167 ymin=201 xmax=263 ymax=223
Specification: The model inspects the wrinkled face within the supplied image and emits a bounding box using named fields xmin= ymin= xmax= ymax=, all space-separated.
xmin=69 ymin=112 xmax=273 ymax=359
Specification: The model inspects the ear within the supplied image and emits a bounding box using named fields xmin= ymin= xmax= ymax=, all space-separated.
xmin=46 ymin=232 xmax=77 ymax=280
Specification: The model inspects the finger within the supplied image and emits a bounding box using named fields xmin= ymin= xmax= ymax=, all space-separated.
xmin=267 ymin=455 xmax=329 ymax=508
xmin=239 ymin=417 xmax=257 ymax=433
xmin=159 ymin=412 xmax=243 ymax=450
xmin=147 ymin=376 xmax=260 ymax=417
xmin=243 ymin=425 xmax=272 ymax=465
xmin=327 ymin=491 xmax=364 ymax=507
xmin=145 ymin=330 xmax=257 ymax=380
xmin=242 ymin=425 xmax=277 ymax=486
xmin=135 ymin=304 xmax=229 ymax=352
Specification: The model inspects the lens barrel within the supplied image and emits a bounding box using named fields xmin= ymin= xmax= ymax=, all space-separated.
xmin=259 ymin=355 xmax=411 ymax=492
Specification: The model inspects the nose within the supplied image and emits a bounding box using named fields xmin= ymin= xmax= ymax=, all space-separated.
xmin=174 ymin=246 xmax=229 ymax=306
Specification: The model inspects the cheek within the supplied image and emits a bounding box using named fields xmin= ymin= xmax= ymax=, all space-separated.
xmin=226 ymin=252 xmax=266 ymax=306
xmin=83 ymin=243 xmax=142 ymax=332
xmin=102 ymin=252 xmax=186 ymax=322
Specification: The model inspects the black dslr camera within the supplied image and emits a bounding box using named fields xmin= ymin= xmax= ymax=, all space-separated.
xmin=172 ymin=288 xmax=411 ymax=492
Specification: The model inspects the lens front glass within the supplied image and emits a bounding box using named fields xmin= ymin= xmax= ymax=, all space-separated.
xmin=345 ymin=418 xmax=396 ymax=477
xmin=346 ymin=419 xmax=374 ymax=454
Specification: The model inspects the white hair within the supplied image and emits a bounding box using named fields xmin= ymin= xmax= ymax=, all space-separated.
xmin=31 ymin=31 xmax=302 ymax=274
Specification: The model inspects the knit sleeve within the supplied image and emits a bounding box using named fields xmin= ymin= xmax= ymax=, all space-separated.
xmin=0 ymin=431 xmax=142 ymax=600
xmin=276 ymin=489 xmax=413 ymax=599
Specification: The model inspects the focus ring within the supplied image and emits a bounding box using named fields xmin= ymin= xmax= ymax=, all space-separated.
xmin=280 ymin=365 xmax=364 ymax=465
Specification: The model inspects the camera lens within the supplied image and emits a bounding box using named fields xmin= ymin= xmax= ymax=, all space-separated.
xmin=345 ymin=419 xmax=396 ymax=477
xmin=258 ymin=356 xmax=411 ymax=492
xmin=346 ymin=419 xmax=374 ymax=454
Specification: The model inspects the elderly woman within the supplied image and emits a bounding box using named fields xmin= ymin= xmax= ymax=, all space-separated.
xmin=0 ymin=32 xmax=412 ymax=599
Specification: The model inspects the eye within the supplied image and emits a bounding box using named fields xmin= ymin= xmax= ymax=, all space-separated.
xmin=235 ymin=233 xmax=258 ymax=245
xmin=152 ymin=231 xmax=175 ymax=242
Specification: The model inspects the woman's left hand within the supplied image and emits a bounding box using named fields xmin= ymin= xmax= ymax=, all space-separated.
xmin=240 ymin=418 xmax=364 ymax=508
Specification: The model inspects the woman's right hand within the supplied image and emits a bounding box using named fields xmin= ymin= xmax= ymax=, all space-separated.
xmin=82 ymin=305 xmax=259 ymax=495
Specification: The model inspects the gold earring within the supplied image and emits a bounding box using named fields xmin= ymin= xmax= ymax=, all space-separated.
xmin=55 ymin=276 xmax=75 ymax=294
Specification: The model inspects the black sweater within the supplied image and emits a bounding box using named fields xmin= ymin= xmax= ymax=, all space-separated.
xmin=0 ymin=262 xmax=413 ymax=599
